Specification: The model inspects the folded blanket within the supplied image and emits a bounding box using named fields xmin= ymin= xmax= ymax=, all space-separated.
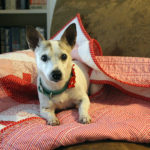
xmin=52 ymin=14 xmax=150 ymax=100
xmin=0 ymin=14 xmax=150 ymax=149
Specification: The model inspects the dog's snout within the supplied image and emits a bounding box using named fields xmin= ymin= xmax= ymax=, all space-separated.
xmin=51 ymin=70 xmax=62 ymax=82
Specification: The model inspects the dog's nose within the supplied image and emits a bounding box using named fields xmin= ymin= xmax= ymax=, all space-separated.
xmin=51 ymin=70 xmax=62 ymax=82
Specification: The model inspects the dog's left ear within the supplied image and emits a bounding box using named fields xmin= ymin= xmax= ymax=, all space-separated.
xmin=26 ymin=26 xmax=45 ymax=51
xmin=61 ymin=23 xmax=77 ymax=48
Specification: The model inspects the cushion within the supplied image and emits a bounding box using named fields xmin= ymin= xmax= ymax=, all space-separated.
xmin=51 ymin=0 xmax=150 ymax=57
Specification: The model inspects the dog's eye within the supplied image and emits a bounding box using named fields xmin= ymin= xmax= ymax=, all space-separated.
xmin=61 ymin=54 xmax=67 ymax=61
xmin=41 ymin=55 xmax=48 ymax=62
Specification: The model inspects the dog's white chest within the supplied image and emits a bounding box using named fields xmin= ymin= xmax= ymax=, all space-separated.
xmin=51 ymin=89 xmax=76 ymax=109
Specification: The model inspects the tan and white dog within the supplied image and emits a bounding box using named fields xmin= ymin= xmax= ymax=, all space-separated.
xmin=26 ymin=24 xmax=94 ymax=125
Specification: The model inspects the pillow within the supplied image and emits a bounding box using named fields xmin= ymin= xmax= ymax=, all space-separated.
xmin=51 ymin=0 xmax=150 ymax=57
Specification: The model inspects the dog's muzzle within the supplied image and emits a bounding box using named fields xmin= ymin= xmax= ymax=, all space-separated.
xmin=50 ymin=70 xmax=62 ymax=82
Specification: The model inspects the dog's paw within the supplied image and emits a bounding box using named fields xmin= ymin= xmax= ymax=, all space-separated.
xmin=47 ymin=117 xmax=60 ymax=126
xmin=79 ymin=115 xmax=91 ymax=124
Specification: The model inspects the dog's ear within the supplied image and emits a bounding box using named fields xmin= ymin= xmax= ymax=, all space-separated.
xmin=26 ymin=26 xmax=45 ymax=50
xmin=61 ymin=23 xmax=77 ymax=48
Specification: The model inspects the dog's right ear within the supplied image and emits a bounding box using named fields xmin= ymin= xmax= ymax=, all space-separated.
xmin=61 ymin=23 xmax=77 ymax=49
xmin=26 ymin=26 xmax=45 ymax=50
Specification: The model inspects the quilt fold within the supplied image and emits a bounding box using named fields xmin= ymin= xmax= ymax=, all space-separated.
xmin=52 ymin=13 xmax=150 ymax=100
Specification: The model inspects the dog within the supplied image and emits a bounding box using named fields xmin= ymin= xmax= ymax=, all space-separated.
xmin=26 ymin=24 xmax=99 ymax=126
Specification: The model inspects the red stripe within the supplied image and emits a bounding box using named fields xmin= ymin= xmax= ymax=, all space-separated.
xmin=0 ymin=121 xmax=15 ymax=126
xmin=0 ymin=117 xmax=41 ymax=133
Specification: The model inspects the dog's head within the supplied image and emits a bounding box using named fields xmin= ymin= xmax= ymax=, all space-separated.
xmin=26 ymin=24 xmax=77 ymax=85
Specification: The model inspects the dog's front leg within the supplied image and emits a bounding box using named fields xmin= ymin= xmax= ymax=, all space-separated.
xmin=78 ymin=95 xmax=91 ymax=124
xmin=40 ymin=107 xmax=60 ymax=126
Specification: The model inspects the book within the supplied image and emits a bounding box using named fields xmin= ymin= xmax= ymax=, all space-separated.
xmin=11 ymin=0 xmax=16 ymax=9
xmin=16 ymin=0 xmax=21 ymax=9
xmin=16 ymin=0 xmax=29 ymax=9
xmin=29 ymin=4 xmax=46 ymax=9
xmin=5 ymin=0 xmax=16 ymax=9
xmin=11 ymin=27 xmax=20 ymax=51
xmin=29 ymin=0 xmax=47 ymax=5
xmin=0 ymin=0 xmax=2 ymax=9
xmin=20 ymin=0 xmax=26 ymax=9
xmin=29 ymin=0 xmax=46 ymax=9
xmin=5 ymin=28 xmax=11 ymax=52
xmin=15 ymin=27 xmax=20 ymax=51
xmin=0 ymin=0 xmax=5 ymax=9
xmin=25 ymin=0 xmax=29 ymax=9
xmin=1 ymin=0 xmax=29 ymax=10
xmin=0 ymin=28 xmax=5 ymax=53
xmin=20 ymin=28 xmax=27 ymax=50
xmin=0 ymin=28 xmax=1 ymax=53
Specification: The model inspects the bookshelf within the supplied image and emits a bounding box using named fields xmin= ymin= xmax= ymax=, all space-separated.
xmin=0 ymin=0 xmax=56 ymax=40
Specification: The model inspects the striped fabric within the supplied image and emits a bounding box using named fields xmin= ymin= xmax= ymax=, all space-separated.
xmin=1 ymin=85 xmax=150 ymax=149
xmin=0 ymin=14 xmax=150 ymax=149
xmin=53 ymin=14 xmax=150 ymax=100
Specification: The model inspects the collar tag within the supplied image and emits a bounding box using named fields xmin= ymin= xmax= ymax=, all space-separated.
xmin=49 ymin=92 xmax=53 ymax=98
